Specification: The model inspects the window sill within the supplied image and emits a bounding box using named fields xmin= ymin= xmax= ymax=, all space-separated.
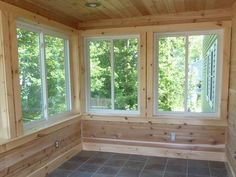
xmin=0 ymin=113 xmax=81 ymax=153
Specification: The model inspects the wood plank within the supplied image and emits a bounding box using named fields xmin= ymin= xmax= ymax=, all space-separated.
xmin=78 ymin=8 xmax=233 ymax=29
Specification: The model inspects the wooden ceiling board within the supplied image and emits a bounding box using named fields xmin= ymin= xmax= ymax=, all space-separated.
xmin=0 ymin=0 xmax=235 ymax=28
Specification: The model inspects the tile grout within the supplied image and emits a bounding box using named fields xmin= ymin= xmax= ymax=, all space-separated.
xmin=67 ymin=151 xmax=98 ymax=177
xmin=162 ymin=157 xmax=169 ymax=177
xmin=91 ymin=152 xmax=114 ymax=177
xmin=114 ymin=154 xmax=131 ymax=177
xmin=138 ymin=155 xmax=150 ymax=177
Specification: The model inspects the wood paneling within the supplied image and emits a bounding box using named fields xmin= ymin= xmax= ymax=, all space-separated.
xmin=0 ymin=0 xmax=235 ymax=28
xmin=0 ymin=121 xmax=82 ymax=177
xmin=82 ymin=119 xmax=227 ymax=161
xmin=227 ymin=3 xmax=236 ymax=176
xmin=79 ymin=8 xmax=233 ymax=29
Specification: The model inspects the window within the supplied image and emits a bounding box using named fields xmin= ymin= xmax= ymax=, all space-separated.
xmin=155 ymin=31 xmax=222 ymax=116
xmin=17 ymin=22 xmax=71 ymax=124
xmin=86 ymin=36 xmax=139 ymax=114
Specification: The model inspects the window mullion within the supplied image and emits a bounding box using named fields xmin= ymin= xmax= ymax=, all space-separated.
xmin=64 ymin=39 xmax=71 ymax=111
xmin=111 ymin=40 xmax=115 ymax=110
xmin=184 ymin=35 xmax=189 ymax=112
xmin=40 ymin=32 xmax=48 ymax=120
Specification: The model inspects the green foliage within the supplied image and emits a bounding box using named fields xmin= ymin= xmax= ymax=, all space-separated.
xmin=89 ymin=38 xmax=138 ymax=110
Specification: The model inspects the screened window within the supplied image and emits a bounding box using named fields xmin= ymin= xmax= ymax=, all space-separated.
xmin=86 ymin=36 xmax=139 ymax=114
xmin=155 ymin=31 xmax=221 ymax=115
xmin=17 ymin=22 xmax=71 ymax=124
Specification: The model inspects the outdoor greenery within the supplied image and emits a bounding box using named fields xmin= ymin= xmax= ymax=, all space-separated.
xmin=89 ymin=38 xmax=138 ymax=111
xmin=17 ymin=28 xmax=68 ymax=123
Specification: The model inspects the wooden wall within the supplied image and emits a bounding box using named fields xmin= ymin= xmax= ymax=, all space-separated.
xmin=227 ymin=5 xmax=236 ymax=176
xmin=0 ymin=120 xmax=82 ymax=177
xmin=82 ymin=119 xmax=227 ymax=161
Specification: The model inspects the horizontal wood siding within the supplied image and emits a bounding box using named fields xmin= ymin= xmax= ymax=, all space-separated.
xmin=0 ymin=121 xmax=81 ymax=177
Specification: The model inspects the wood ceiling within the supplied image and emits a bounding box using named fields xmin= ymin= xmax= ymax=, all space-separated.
xmin=0 ymin=0 xmax=235 ymax=29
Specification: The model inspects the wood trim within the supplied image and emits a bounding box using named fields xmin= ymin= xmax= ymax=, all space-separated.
xmin=78 ymin=8 xmax=233 ymax=30
xmin=0 ymin=10 xmax=17 ymax=139
xmin=26 ymin=143 xmax=82 ymax=177
xmin=82 ymin=142 xmax=226 ymax=162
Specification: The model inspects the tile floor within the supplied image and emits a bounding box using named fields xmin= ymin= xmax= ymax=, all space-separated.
xmin=47 ymin=151 xmax=231 ymax=177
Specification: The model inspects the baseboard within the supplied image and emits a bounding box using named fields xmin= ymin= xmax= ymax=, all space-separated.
xmin=83 ymin=142 xmax=226 ymax=162
xmin=26 ymin=143 xmax=82 ymax=177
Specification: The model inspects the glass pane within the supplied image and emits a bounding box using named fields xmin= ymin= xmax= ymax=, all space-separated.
xmin=188 ymin=34 xmax=217 ymax=113
xmin=157 ymin=36 xmax=185 ymax=112
xmin=114 ymin=38 xmax=138 ymax=111
xmin=17 ymin=28 xmax=43 ymax=123
xmin=45 ymin=35 xmax=68 ymax=116
xmin=89 ymin=40 xmax=112 ymax=109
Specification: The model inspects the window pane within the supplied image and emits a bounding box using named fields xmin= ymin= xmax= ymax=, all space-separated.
xmin=157 ymin=36 xmax=185 ymax=112
xmin=17 ymin=28 xmax=43 ymax=123
xmin=89 ymin=40 xmax=112 ymax=109
xmin=45 ymin=35 xmax=69 ymax=116
xmin=114 ymin=38 xmax=138 ymax=111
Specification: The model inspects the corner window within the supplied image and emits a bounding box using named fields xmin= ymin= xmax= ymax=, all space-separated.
xmin=86 ymin=36 xmax=139 ymax=114
xmin=155 ymin=31 xmax=222 ymax=116
xmin=17 ymin=22 xmax=71 ymax=124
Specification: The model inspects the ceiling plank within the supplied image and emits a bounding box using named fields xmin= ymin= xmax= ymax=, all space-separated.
xmin=78 ymin=8 xmax=233 ymax=29
xmin=0 ymin=0 xmax=78 ymax=28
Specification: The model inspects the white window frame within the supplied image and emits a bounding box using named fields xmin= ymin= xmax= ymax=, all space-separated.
xmin=154 ymin=30 xmax=223 ymax=118
xmin=16 ymin=21 xmax=72 ymax=127
xmin=85 ymin=35 xmax=140 ymax=115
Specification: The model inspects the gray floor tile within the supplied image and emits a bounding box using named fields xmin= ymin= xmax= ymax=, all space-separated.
xmin=96 ymin=166 xmax=120 ymax=175
xmin=59 ymin=161 xmax=82 ymax=171
xmin=69 ymin=171 xmax=93 ymax=177
xmin=86 ymin=157 xmax=107 ymax=165
xmin=47 ymin=169 xmax=72 ymax=177
xmin=144 ymin=162 xmax=165 ymax=171
xmin=129 ymin=155 xmax=148 ymax=162
xmin=125 ymin=160 xmax=145 ymax=169
xmin=209 ymin=161 xmax=226 ymax=169
xmin=93 ymin=152 xmax=114 ymax=159
xmin=210 ymin=167 xmax=229 ymax=177
xmin=140 ymin=169 xmax=163 ymax=177
xmin=188 ymin=160 xmax=209 ymax=168
xmin=188 ymin=166 xmax=210 ymax=176
xmin=164 ymin=172 xmax=186 ymax=177
xmin=188 ymin=175 xmax=210 ymax=177
xmin=166 ymin=164 xmax=187 ymax=174
xmin=104 ymin=158 xmax=126 ymax=167
xmin=78 ymin=164 xmax=100 ymax=173
xmin=117 ymin=168 xmax=141 ymax=177
xmin=168 ymin=158 xmax=187 ymax=166
xmin=112 ymin=153 xmax=130 ymax=159
xmin=148 ymin=156 xmax=167 ymax=164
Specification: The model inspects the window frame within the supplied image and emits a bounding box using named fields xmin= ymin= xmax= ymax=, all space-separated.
xmin=16 ymin=21 xmax=72 ymax=127
xmin=85 ymin=35 xmax=141 ymax=115
xmin=154 ymin=29 xmax=223 ymax=118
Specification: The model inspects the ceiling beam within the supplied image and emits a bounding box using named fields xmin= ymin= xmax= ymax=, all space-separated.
xmin=78 ymin=8 xmax=233 ymax=30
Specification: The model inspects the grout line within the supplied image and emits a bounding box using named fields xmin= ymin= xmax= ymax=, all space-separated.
xmin=114 ymin=154 xmax=131 ymax=177
xmin=138 ymin=156 xmax=150 ymax=177
xmin=162 ymin=158 xmax=168 ymax=177
xmin=186 ymin=159 xmax=188 ymax=177
xmin=91 ymin=153 xmax=114 ymax=177
xmin=67 ymin=151 xmax=98 ymax=177
xmin=208 ymin=161 xmax=212 ymax=177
